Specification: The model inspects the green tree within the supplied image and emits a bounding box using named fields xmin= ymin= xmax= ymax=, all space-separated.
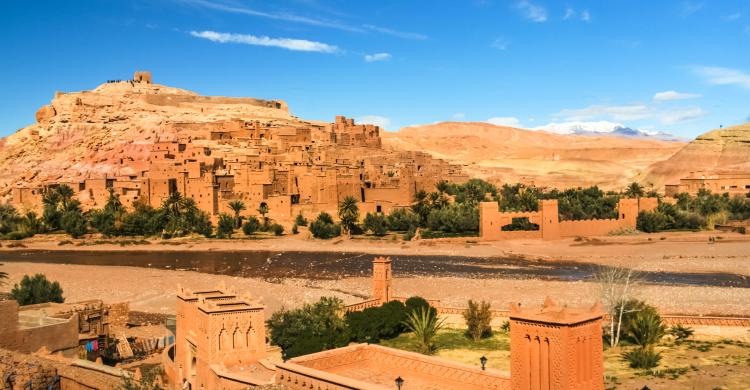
xmin=625 ymin=182 xmax=644 ymax=198
xmin=61 ymin=209 xmax=87 ymax=238
xmin=267 ymin=297 xmax=349 ymax=360
xmin=294 ymin=213 xmax=308 ymax=227
xmin=386 ymin=208 xmax=420 ymax=231
xmin=0 ymin=204 xmax=21 ymax=235
xmin=627 ymin=308 xmax=665 ymax=348
xmin=338 ymin=196 xmax=360 ymax=235
xmin=228 ymin=200 xmax=246 ymax=228
xmin=363 ymin=212 xmax=388 ymax=236
xmin=257 ymin=203 xmax=270 ymax=228
xmin=463 ymin=300 xmax=492 ymax=341
xmin=403 ymin=306 xmax=445 ymax=354
xmin=217 ymin=213 xmax=235 ymax=238
xmin=346 ymin=301 xmax=407 ymax=343
xmin=310 ymin=212 xmax=341 ymax=239
xmin=11 ymin=274 xmax=65 ymax=305
xmin=122 ymin=201 xmax=165 ymax=236
xmin=636 ymin=210 xmax=667 ymax=233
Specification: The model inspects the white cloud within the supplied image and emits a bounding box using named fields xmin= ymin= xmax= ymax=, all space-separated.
xmin=491 ymin=37 xmax=510 ymax=50
xmin=563 ymin=7 xmax=575 ymax=20
xmin=189 ymin=30 xmax=338 ymax=53
xmin=361 ymin=25 xmax=428 ymax=40
xmin=652 ymin=90 xmax=702 ymax=102
xmin=357 ymin=115 xmax=391 ymax=129
xmin=364 ymin=53 xmax=391 ymax=62
xmin=580 ymin=9 xmax=591 ymax=22
xmin=556 ymin=104 xmax=652 ymax=122
xmin=555 ymin=103 xmax=708 ymax=125
xmin=179 ymin=0 xmax=427 ymax=39
xmin=516 ymin=0 xmax=547 ymax=22
xmin=487 ymin=117 xmax=522 ymax=127
xmin=724 ymin=13 xmax=741 ymax=20
xmin=693 ymin=66 xmax=750 ymax=90
xmin=680 ymin=1 xmax=704 ymax=17
xmin=660 ymin=106 xmax=707 ymax=124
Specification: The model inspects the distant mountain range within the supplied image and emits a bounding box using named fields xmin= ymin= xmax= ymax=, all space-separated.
xmin=532 ymin=121 xmax=683 ymax=141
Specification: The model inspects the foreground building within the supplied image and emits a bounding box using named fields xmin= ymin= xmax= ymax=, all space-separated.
xmin=165 ymin=258 xmax=605 ymax=390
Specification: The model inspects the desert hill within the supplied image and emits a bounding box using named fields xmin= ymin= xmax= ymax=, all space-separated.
xmin=640 ymin=122 xmax=750 ymax=188
xmin=381 ymin=122 xmax=685 ymax=190
xmin=0 ymin=78 xmax=298 ymax=198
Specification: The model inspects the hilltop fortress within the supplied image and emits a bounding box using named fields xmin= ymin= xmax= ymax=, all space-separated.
xmin=3 ymin=72 xmax=467 ymax=221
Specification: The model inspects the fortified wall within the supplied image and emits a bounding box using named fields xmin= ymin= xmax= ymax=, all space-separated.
xmin=479 ymin=197 xmax=658 ymax=241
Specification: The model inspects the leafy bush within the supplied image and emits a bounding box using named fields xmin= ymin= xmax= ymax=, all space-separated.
xmin=89 ymin=209 xmax=117 ymax=237
xmin=11 ymin=274 xmax=65 ymax=305
xmin=405 ymin=296 xmax=436 ymax=318
xmin=295 ymin=213 xmax=308 ymax=227
xmin=310 ymin=212 xmax=341 ymax=239
xmin=217 ymin=213 xmax=235 ymax=238
xmin=61 ymin=210 xmax=87 ymax=238
xmin=121 ymin=202 xmax=165 ymax=236
xmin=387 ymin=208 xmax=420 ymax=231
xmin=426 ymin=203 xmax=478 ymax=233
xmin=669 ymin=324 xmax=694 ymax=344
xmin=271 ymin=223 xmax=284 ymax=236
xmin=463 ymin=300 xmax=492 ymax=341
xmin=267 ymin=297 xmax=349 ymax=360
xmin=242 ymin=216 xmax=260 ymax=235
xmin=403 ymin=227 xmax=417 ymax=241
xmin=363 ymin=212 xmax=388 ymax=236
xmin=623 ymin=346 xmax=661 ymax=369
xmin=346 ymin=301 xmax=407 ymax=343
xmin=3 ymin=231 xmax=31 ymax=240
xmin=291 ymin=224 xmax=299 ymax=234
xmin=500 ymin=320 xmax=510 ymax=334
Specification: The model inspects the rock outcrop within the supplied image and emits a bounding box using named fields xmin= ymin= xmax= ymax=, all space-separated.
xmin=641 ymin=123 xmax=750 ymax=188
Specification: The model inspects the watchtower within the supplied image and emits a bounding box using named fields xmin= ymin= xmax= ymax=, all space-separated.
xmin=509 ymin=297 xmax=604 ymax=390
xmin=372 ymin=257 xmax=392 ymax=304
xmin=133 ymin=71 xmax=152 ymax=84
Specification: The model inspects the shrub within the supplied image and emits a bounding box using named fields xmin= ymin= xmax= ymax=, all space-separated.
xmin=346 ymin=301 xmax=407 ymax=343
xmin=267 ymin=297 xmax=349 ymax=360
xmin=291 ymin=224 xmax=299 ymax=234
xmin=403 ymin=306 xmax=445 ymax=354
xmin=627 ymin=308 xmax=666 ymax=348
xmin=405 ymin=296 xmax=436 ymax=318
xmin=217 ymin=213 xmax=235 ymax=238
xmin=387 ymin=208 xmax=420 ymax=231
xmin=3 ymin=231 xmax=31 ymax=240
xmin=500 ymin=320 xmax=511 ymax=334
xmin=11 ymin=274 xmax=65 ymax=305
xmin=426 ymin=203 xmax=479 ymax=233
xmin=464 ymin=300 xmax=492 ymax=341
xmin=271 ymin=223 xmax=284 ymax=236
xmin=636 ymin=211 xmax=667 ymax=233
xmin=61 ymin=210 xmax=87 ymax=238
xmin=669 ymin=324 xmax=694 ymax=344
xmin=121 ymin=202 xmax=165 ymax=236
xmin=242 ymin=216 xmax=260 ymax=235
xmin=623 ymin=346 xmax=661 ymax=369
xmin=363 ymin=212 xmax=388 ymax=236
xmin=295 ymin=213 xmax=308 ymax=227
xmin=310 ymin=212 xmax=341 ymax=239
xmin=89 ymin=209 xmax=117 ymax=237
xmin=403 ymin=227 xmax=417 ymax=241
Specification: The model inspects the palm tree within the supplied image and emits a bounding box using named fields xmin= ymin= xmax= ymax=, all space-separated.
xmin=55 ymin=185 xmax=75 ymax=211
xmin=257 ymin=203 xmax=270 ymax=227
xmin=625 ymin=182 xmax=644 ymax=198
xmin=338 ymin=196 xmax=359 ymax=236
xmin=403 ymin=306 xmax=445 ymax=354
xmin=228 ymin=200 xmax=246 ymax=228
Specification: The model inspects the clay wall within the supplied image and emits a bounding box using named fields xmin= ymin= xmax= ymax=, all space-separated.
xmin=0 ymin=301 xmax=19 ymax=350
xmin=10 ymin=187 xmax=43 ymax=211
xmin=16 ymin=314 xmax=79 ymax=355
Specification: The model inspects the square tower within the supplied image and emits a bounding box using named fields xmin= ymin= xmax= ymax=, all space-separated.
xmin=372 ymin=256 xmax=392 ymax=304
xmin=509 ymin=297 xmax=604 ymax=390
xmin=174 ymin=286 xmax=266 ymax=389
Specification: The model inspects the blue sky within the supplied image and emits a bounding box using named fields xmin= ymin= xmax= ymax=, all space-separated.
xmin=1 ymin=0 xmax=749 ymax=138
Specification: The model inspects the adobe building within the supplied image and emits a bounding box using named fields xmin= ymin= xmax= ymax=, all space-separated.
xmin=479 ymin=197 xmax=658 ymax=241
xmin=166 ymin=286 xmax=276 ymax=389
xmin=665 ymin=171 xmax=750 ymax=197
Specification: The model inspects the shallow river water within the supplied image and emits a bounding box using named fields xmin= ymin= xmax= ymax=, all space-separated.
xmin=1 ymin=250 xmax=748 ymax=288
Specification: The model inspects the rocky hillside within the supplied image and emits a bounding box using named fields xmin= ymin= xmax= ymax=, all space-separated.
xmin=0 ymin=79 xmax=297 ymax=200
xmin=381 ymin=122 xmax=685 ymax=190
xmin=640 ymin=123 xmax=750 ymax=188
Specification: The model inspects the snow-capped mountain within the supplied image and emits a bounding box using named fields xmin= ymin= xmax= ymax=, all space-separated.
xmin=532 ymin=121 xmax=679 ymax=140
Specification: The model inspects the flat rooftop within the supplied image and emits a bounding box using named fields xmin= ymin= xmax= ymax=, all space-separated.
xmin=281 ymin=344 xmax=510 ymax=390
